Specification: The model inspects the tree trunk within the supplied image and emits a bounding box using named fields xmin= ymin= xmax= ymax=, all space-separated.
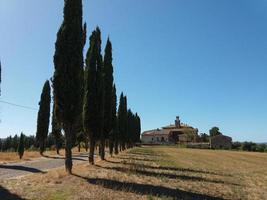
xmin=39 ymin=141 xmax=44 ymax=156
xmin=89 ymin=139 xmax=95 ymax=165
xmin=114 ymin=140 xmax=118 ymax=155
xmin=85 ymin=140 xmax=88 ymax=152
xmin=65 ymin=125 xmax=73 ymax=174
xmin=122 ymin=142 xmax=126 ymax=151
xmin=100 ymin=138 xmax=105 ymax=160
xmin=56 ymin=148 xmax=59 ymax=155
xmin=109 ymin=140 xmax=114 ymax=156
xmin=78 ymin=143 xmax=81 ymax=152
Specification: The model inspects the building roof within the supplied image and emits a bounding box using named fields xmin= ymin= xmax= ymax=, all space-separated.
xmin=162 ymin=124 xmax=177 ymax=129
xmin=142 ymin=129 xmax=170 ymax=136
xmin=162 ymin=123 xmax=193 ymax=129
xmin=141 ymin=116 xmax=198 ymax=137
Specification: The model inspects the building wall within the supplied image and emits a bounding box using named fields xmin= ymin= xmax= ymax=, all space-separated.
xmin=141 ymin=134 xmax=169 ymax=144
xmin=210 ymin=135 xmax=232 ymax=149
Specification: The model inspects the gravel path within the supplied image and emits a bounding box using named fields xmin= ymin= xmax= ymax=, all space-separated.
xmin=0 ymin=152 xmax=89 ymax=179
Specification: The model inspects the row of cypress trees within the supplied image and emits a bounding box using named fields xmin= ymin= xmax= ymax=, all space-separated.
xmin=36 ymin=0 xmax=141 ymax=174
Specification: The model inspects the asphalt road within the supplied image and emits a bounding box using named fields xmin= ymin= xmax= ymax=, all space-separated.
xmin=0 ymin=152 xmax=89 ymax=179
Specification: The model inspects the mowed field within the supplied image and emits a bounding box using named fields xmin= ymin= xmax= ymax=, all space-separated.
xmin=1 ymin=146 xmax=267 ymax=200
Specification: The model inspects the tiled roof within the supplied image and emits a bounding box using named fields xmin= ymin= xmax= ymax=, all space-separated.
xmin=142 ymin=129 xmax=170 ymax=136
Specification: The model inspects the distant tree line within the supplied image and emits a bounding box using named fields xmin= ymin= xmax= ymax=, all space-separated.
xmin=196 ymin=126 xmax=267 ymax=152
xmin=197 ymin=127 xmax=222 ymax=143
xmin=0 ymin=133 xmax=63 ymax=152
xmin=232 ymin=142 xmax=267 ymax=152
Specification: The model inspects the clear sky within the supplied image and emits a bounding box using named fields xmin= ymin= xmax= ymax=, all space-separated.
xmin=0 ymin=0 xmax=267 ymax=142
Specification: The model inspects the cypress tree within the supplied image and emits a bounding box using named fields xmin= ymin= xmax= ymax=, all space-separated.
xmin=36 ymin=80 xmax=51 ymax=155
xmin=75 ymin=24 xmax=87 ymax=150
xmin=118 ymin=93 xmax=128 ymax=151
xmin=96 ymin=28 xmax=105 ymax=160
xmin=123 ymin=96 xmax=128 ymax=150
xmin=53 ymin=0 xmax=86 ymax=173
xmin=83 ymin=27 xmax=104 ymax=165
xmin=127 ymin=109 xmax=133 ymax=148
xmin=17 ymin=133 xmax=25 ymax=159
xmin=51 ymin=101 xmax=62 ymax=155
xmin=101 ymin=38 xmax=114 ymax=160
xmin=136 ymin=113 xmax=141 ymax=143
xmin=117 ymin=93 xmax=124 ymax=151
xmin=109 ymin=84 xmax=117 ymax=156
xmin=134 ymin=113 xmax=141 ymax=143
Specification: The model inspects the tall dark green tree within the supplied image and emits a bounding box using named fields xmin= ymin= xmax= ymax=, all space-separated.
xmin=17 ymin=133 xmax=25 ymax=159
xmin=136 ymin=113 xmax=141 ymax=143
xmin=101 ymin=38 xmax=114 ymax=160
xmin=126 ymin=110 xmax=141 ymax=147
xmin=127 ymin=109 xmax=134 ymax=148
xmin=109 ymin=84 xmax=117 ymax=156
xmin=83 ymin=27 xmax=104 ymax=165
xmin=51 ymin=101 xmax=62 ymax=155
xmin=53 ymin=0 xmax=86 ymax=174
xmin=118 ymin=93 xmax=128 ymax=151
xmin=36 ymin=80 xmax=51 ymax=155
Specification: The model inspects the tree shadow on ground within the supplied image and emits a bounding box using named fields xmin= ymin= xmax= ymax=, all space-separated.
xmin=96 ymin=165 xmax=238 ymax=186
xmin=116 ymin=156 xmax=157 ymax=162
xmin=76 ymin=154 xmax=88 ymax=158
xmin=0 ymin=185 xmax=26 ymax=200
xmin=42 ymin=155 xmax=86 ymax=161
xmin=127 ymin=152 xmax=159 ymax=157
xmin=105 ymin=159 xmax=231 ymax=177
xmin=0 ymin=165 xmax=45 ymax=174
xmin=72 ymin=174 xmax=224 ymax=200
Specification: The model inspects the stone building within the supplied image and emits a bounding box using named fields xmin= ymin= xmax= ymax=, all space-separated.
xmin=210 ymin=134 xmax=232 ymax=149
xmin=141 ymin=116 xmax=198 ymax=144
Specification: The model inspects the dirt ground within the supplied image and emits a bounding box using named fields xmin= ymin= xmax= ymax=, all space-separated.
xmin=1 ymin=146 xmax=267 ymax=200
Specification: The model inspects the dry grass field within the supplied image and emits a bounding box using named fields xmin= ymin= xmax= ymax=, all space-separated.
xmin=1 ymin=146 xmax=267 ymax=200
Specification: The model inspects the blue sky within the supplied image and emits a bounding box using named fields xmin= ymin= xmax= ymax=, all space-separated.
xmin=0 ymin=0 xmax=267 ymax=142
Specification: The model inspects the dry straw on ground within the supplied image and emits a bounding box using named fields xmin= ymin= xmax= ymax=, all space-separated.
xmin=1 ymin=146 xmax=267 ymax=199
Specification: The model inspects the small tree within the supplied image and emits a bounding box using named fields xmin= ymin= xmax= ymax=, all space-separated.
xmin=209 ymin=127 xmax=221 ymax=137
xmin=36 ymin=80 xmax=51 ymax=155
xmin=17 ymin=133 xmax=25 ymax=159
